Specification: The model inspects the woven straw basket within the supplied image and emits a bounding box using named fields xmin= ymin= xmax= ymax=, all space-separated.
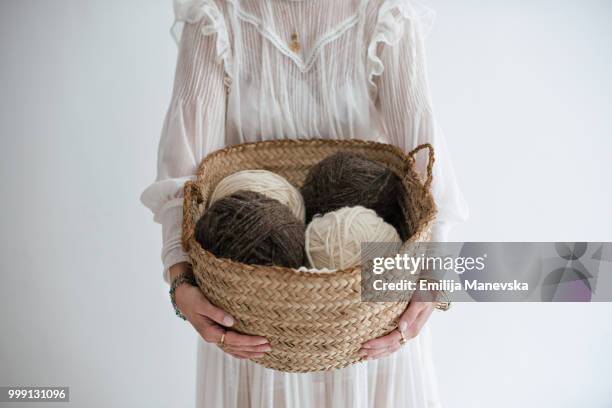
xmin=181 ymin=139 xmax=437 ymax=372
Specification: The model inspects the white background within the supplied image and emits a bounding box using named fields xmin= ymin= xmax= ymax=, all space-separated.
xmin=1 ymin=0 xmax=611 ymax=407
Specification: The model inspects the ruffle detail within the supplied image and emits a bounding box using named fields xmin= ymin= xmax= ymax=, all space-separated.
xmin=171 ymin=0 xmax=233 ymax=86
xmin=367 ymin=0 xmax=435 ymax=91
xmin=140 ymin=175 xmax=195 ymax=223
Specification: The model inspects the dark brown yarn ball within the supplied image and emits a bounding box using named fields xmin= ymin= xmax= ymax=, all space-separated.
xmin=195 ymin=190 xmax=305 ymax=268
xmin=301 ymin=151 xmax=409 ymax=240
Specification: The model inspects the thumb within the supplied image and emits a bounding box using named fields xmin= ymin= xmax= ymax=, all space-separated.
xmin=399 ymin=302 xmax=423 ymax=334
xmin=197 ymin=294 xmax=235 ymax=327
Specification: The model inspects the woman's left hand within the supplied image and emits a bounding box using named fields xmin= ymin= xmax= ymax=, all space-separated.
xmin=359 ymin=301 xmax=435 ymax=360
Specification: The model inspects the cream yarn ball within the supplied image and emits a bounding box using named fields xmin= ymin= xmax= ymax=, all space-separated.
xmin=305 ymin=206 xmax=401 ymax=270
xmin=209 ymin=169 xmax=305 ymax=221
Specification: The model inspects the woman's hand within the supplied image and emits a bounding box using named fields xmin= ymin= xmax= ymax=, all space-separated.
xmin=358 ymin=301 xmax=434 ymax=360
xmin=170 ymin=262 xmax=272 ymax=360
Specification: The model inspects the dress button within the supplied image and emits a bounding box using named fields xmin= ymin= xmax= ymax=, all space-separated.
xmin=289 ymin=32 xmax=301 ymax=53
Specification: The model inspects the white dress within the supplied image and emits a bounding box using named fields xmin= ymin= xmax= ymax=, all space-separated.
xmin=141 ymin=0 xmax=469 ymax=406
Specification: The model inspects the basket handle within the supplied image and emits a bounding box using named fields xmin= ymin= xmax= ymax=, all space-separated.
xmin=181 ymin=180 xmax=203 ymax=252
xmin=407 ymin=143 xmax=435 ymax=191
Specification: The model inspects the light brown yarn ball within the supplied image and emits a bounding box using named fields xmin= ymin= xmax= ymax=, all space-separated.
xmin=305 ymin=206 xmax=401 ymax=270
xmin=210 ymin=169 xmax=305 ymax=221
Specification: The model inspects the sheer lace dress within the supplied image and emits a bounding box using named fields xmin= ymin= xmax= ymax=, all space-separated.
xmin=141 ymin=1 xmax=468 ymax=406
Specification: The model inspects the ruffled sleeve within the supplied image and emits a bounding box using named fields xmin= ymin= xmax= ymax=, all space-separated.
xmin=368 ymin=0 xmax=469 ymax=241
xmin=171 ymin=0 xmax=233 ymax=85
xmin=140 ymin=1 xmax=229 ymax=283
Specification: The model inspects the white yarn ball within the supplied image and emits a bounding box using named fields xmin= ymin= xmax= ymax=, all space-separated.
xmin=305 ymin=206 xmax=401 ymax=270
xmin=210 ymin=169 xmax=305 ymax=221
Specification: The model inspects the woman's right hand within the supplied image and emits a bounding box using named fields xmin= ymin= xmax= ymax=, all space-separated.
xmin=170 ymin=262 xmax=272 ymax=360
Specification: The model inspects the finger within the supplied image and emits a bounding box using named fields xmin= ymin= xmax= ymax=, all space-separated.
xmin=223 ymin=343 xmax=272 ymax=353
xmin=361 ymin=329 xmax=401 ymax=350
xmin=224 ymin=350 xmax=267 ymax=359
xmin=407 ymin=304 xmax=434 ymax=339
xmin=367 ymin=350 xmax=393 ymax=361
xmin=225 ymin=331 xmax=269 ymax=347
xmin=225 ymin=351 xmax=249 ymax=360
xmin=363 ymin=343 xmax=401 ymax=360
xmin=359 ymin=346 xmax=387 ymax=360
xmin=191 ymin=316 xmax=225 ymax=344
xmin=196 ymin=296 xmax=235 ymax=327
xmin=398 ymin=301 xmax=427 ymax=334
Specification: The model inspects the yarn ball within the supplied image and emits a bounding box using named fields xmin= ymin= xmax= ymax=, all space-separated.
xmin=195 ymin=190 xmax=305 ymax=268
xmin=305 ymin=206 xmax=401 ymax=270
xmin=300 ymin=151 xmax=409 ymax=239
xmin=210 ymin=169 xmax=305 ymax=221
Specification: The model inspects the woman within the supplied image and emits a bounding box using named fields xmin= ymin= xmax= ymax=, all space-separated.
xmin=141 ymin=0 xmax=468 ymax=406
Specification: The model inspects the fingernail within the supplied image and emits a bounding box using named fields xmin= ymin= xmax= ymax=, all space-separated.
xmin=359 ymin=350 xmax=368 ymax=358
xmin=399 ymin=321 xmax=408 ymax=333
xmin=254 ymin=353 xmax=265 ymax=358
xmin=223 ymin=316 xmax=234 ymax=326
xmin=263 ymin=346 xmax=272 ymax=352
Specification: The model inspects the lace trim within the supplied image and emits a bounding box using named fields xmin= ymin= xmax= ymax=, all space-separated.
xmin=172 ymin=0 xmax=234 ymax=88
xmin=228 ymin=0 xmax=366 ymax=73
xmin=367 ymin=0 xmax=435 ymax=92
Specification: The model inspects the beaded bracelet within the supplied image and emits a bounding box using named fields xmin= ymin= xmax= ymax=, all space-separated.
xmin=169 ymin=271 xmax=197 ymax=320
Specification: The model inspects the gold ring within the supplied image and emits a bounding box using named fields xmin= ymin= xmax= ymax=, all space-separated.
xmin=398 ymin=329 xmax=406 ymax=346
xmin=219 ymin=332 xmax=226 ymax=349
